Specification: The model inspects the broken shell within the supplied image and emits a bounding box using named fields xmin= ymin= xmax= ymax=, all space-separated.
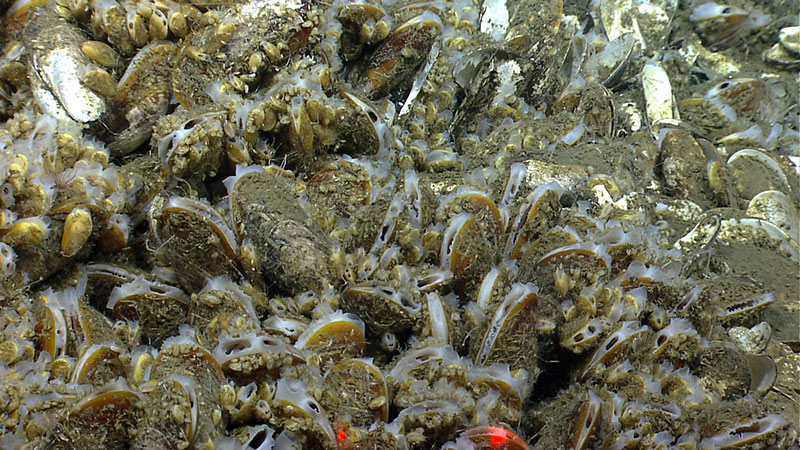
xmin=641 ymin=61 xmax=674 ymax=132
xmin=746 ymin=190 xmax=799 ymax=239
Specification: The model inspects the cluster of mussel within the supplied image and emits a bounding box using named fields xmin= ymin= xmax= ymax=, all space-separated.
xmin=0 ymin=0 xmax=798 ymax=446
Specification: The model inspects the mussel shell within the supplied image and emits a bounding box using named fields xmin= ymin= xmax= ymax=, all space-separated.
xmin=323 ymin=358 xmax=389 ymax=426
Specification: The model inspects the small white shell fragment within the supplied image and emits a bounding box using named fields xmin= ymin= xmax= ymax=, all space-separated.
xmin=583 ymin=33 xmax=637 ymax=84
xmin=728 ymin=322 xmax=772 ymax=354
xmin=747 ymin=190 xmax=799 ymax=241
xmin=399 ymin=40 xmax=440 ymax=117
xmin=763 ymin=43 xmax=800 ymax=68
xmin=480 ymin=0 xmax=509 ymax=41
xmin=779 ymin=26 xmax=800 ymax=55
xmin=599 ymin=0 xmax=645 ymax=44
xmin=641 ymin=61 xmax=674 ymax=131
xmin=491 ymin=59 xmax=523 ymax=110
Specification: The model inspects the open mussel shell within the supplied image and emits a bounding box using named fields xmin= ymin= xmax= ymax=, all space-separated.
xmin=106 ymin=277 xmax=190 ymax=346
xmin=341 ymin=283 xmax=421 ymax=334
xmin=294 ymin=310 xmax=366 ymax=369
xmin=744 ymin=353 xmax=777 ymax=399
xmin=70 ymin=343 xmax=128 ymax=385
xmin=470 ymin=283 xmax=541 ymax=377
xmin=68 ymin=381 xmax=143 ymax=450
xmin=726 ymin=149 xmax=792 ymax=206
xmin=746 ymin=190 xmax=799 ymax=239
xmin=153 ymin=196 xmax=240 ymax=292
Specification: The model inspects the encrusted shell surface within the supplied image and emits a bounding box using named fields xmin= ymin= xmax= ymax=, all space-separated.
xmin=0 ymin=0 xmax=798 ymax=447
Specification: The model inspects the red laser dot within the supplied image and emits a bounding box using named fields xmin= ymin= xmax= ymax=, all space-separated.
xmin=338 ymin=430 xmax=347 ymax=442
xmin=489 ymin=427 xmax=508 ymax=448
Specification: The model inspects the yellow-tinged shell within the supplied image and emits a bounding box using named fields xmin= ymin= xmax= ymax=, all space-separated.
xmin=62 ymin=207 xmax=93 ymax=257
xmin=80 ymin=40 xmax=119 ymax=66
xmin=2 ymin=218 xmax=48 ymax=247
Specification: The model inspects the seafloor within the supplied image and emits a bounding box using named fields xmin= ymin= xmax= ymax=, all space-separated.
xmin=0 ymin=0 xmax=798 ymax=448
